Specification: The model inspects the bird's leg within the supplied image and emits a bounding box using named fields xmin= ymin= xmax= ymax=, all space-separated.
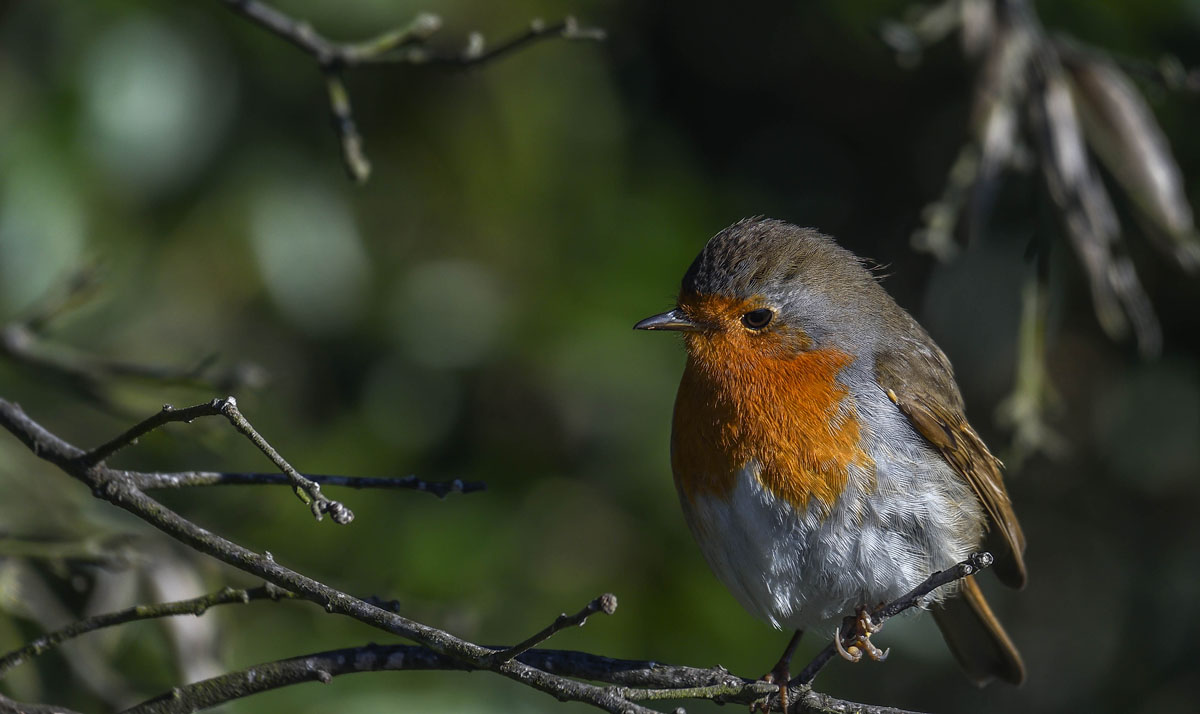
xmin=754 ymin=629 xmax=803 ymax=713
xmin=833 ymin=606 xmax=889 ymax=663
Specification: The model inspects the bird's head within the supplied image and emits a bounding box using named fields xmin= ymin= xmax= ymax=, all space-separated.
xmin=636 ymin=217 xmax=889 ymax=366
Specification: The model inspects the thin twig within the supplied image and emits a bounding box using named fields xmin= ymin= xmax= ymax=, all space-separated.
xmin=792 ymin=552 xmax=995 ymax=686
xmin=84 ymin=401 xmax=230 ymax=465
xmin=484 ymin=593 xmax=618 ymax=666
xmin=218 ymin=1 xmax=603 ymax=182
xmin=0 ymin=692 xmax=87 ymax=714
xmin=81 ymin=398 xmax=353 ymax=524
xmin=219 ymin=1 xmax=443 ymax=67
xmin=0 ymin=584 xmax=293 ymax=677
xmin=126 ymin=470 xmax=486 ymax=498
xmin=323 ymin=72 xmax=369 ymax=181
xmin=421 ymin=17 xmax=608 ymax=68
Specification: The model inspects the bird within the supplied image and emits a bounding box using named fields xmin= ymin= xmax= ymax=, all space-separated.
xmin=634 ymin=217 xmax=1026 ymax=706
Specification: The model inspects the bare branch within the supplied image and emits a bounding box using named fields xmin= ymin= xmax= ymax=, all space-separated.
xmin=323 ymin=72 xmax=369 ymax=181
xmin=420 ymin=17 xmax=608 ymax=68
xmin=0 ymin=692 xmax=87 ymax=714
xmin=217 ymin=1 xmax=603 ymax=182
xmin=120 ymin=643 xmax=705 ymax=714
xmin=126 ymin=470 xmax=485 ymax=498
xmin=219 ymin=1 xmax=443 ymax=67
xmin=0 ymin=585 xmax=294 ymax=677
xmin=121 ymin=639 xmax=929 ymax=714
xmin=484 ymin=593 xmax=618 ymax=666
xmin=83 ymin=401 xmax=228 ymax=465
xmin=81 ymin=398 xmax=353 ymax=524
xmin=0 ymin=397 xmax=658 ymax=714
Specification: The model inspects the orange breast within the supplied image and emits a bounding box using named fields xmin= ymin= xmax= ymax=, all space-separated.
xmin=670 ymin=298 xmax=871 ymax=513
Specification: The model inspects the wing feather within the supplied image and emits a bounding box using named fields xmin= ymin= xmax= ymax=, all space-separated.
xmin=876 ymin=342 xmax=1027 ymax=589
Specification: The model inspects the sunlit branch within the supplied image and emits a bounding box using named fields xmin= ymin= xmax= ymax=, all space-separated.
xmin=218 ymin=1 xmax=604 ymax=182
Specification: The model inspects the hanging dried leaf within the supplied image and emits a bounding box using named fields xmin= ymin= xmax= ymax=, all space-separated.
xmin=1061 ymin=44 xmax=1200 ymax=273
xmin=1028 ymin=60 xmax=1162 ymax=356
xmin=968 ymin=17 xmax=1036 ymax=238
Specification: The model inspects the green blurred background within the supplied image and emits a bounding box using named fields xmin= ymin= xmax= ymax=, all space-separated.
xmin=2 ymin=1 xmax=1199 ymax=712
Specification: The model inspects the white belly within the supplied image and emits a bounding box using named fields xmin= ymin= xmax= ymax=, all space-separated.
xmin=680 ymin=445 xmax=983 ymax=631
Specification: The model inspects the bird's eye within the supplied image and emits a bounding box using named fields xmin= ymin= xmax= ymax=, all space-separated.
xmin=741 ymin=308 xmax=774 ymax=330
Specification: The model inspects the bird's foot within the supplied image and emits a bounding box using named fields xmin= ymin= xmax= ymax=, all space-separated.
xmin=755 ymin=664 xmax=790 ymax=713
xmin=833 ymin=606 xmax=889 ymax=663
xmin=753 ymin=630 xmax=803 ymax=713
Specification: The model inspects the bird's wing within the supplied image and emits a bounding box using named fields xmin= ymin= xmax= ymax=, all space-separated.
xmin=874 ymin=343 xmax=1027 ymax=589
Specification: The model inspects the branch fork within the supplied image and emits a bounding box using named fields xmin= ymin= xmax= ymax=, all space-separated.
xmin=81 ymin=397 xmax=353 ymax=524
xmin=220 ymin=1 xmax=604 ymax=183
xmin=484 ymin=593 xmax=618 ymax=667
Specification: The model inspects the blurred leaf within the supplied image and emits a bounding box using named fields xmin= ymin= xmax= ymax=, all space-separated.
xmin=80 ymin=15 xmax=237 ymax=197
xmin=249 ymin=175 xmax=371 ymax=334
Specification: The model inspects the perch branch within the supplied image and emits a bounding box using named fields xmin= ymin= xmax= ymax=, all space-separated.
xmin=793 ymin=552 xmax=995 ymax=686
xmin=122 ymin=641 xmax=923 ymax=714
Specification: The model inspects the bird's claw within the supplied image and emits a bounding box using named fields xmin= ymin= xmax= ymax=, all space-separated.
xmin=833 ymin=607 xmax=889 ymax=664
xmin=753 ymin=668 xmax=789 ymax=712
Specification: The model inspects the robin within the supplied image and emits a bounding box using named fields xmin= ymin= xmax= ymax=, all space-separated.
xmin=635 ymin=218 xmax=1026 ymax=705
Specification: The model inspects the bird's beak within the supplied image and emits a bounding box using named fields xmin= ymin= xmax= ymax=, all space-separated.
xmin=633 ymin=308 xmax=699 ymax=332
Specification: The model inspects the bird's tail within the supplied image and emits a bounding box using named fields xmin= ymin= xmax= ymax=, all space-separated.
xmin=931 ymin=575 xmax=1025 ymax=686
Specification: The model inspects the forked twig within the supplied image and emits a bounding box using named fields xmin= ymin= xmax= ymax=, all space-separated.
xmin=484 ymin=594 xmax=618 ymax=666
xmin=127 ymin=470 xmax=485 ymax=498
xmin=219 ymin=0 xmax=604 ymax=182
xmin=81 ymin=397 xmax=353 ymax=524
